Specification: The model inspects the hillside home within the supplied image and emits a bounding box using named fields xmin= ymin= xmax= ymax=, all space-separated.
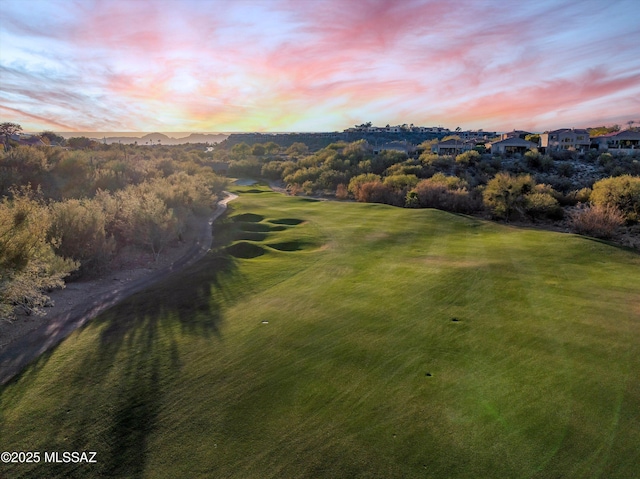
xmin=540 ymin=128 xmax=590 ymax=153
xmin=590 ymin=129 xmax=640 ymax=154
xmin=459 ymin=130 xmax=496 ymax=140
xmin=500 ymin=130 xmax=532 ymax=140
xmin=487 ymin=137 xmax=537 ymax=155
xmin=432 ymin=139 xmax=474 ymax=155
xmin=373 ymin=140 xmax=413 ymax=155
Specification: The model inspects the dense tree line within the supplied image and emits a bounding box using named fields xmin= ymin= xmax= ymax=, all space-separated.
xmin=217 ymin=139 xmax=639 ymax=241
xmin=1 ymin=137 xmax=226 ymax=320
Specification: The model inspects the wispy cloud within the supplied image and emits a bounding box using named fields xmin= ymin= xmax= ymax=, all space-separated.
xmin=1 ymin=0 xmax=639 ymax=132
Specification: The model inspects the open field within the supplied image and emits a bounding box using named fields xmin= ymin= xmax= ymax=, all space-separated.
xmin=1 ymin=185 xmax=639 ymax=478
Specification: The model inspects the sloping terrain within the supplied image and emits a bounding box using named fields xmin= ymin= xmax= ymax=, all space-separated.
xmin=1 ymin=186 xmax=639 ymax=478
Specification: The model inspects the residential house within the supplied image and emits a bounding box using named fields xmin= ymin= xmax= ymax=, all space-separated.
xmin=540 ymin=128 xmax=590 ymax=153
xmin=590 ymin=129 xmax=640 ymax=154
xmin=373 ymin=140 xmax=413 ymax=156
xmin=432 ymin=139 xmax=474 ymax=155
xmin=500 ymin=130 xmax=532 ymax=141
xmin=487 ymin=137 xmax=537 ymax=155
xmin=459 ymin=130 xmax=496 ymax=140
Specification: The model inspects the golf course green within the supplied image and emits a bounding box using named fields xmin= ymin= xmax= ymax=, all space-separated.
xmin=1 ymin=185 xmax=639 ymax=478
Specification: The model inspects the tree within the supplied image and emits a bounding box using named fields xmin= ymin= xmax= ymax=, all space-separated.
xmin=67 ymin=136 xmax=98 ymax=149
xmin=285 ymin=142 xmax=309 ymax=158
xmin=0 ymin=187 xmax=77 ymax=318
xmin=0 ymin=122 xmax=22 ymax=150
xmin=251 ymin=144 xmax=266 ymax=156
xmin=455 ymin=150 xmax=480 ymax=165
xmin=49 ymin=198 xmax=116 ymax=276
xmin=231 ymin=142 xmax=251 ymax=159
xmin=348 ymin=173 xmax=381 ymax=198
xmin=116 ymin=189 xmax=177 ymax=261
xmin=588 ymin=125 xmax=621 ymax=137
xmin=590 ymin=175 xmax=640 ymax=222
xmin=40 ymin=131 xmax=65 ymax=146
xmin=263 ymin=141 xmax=280 ymax=155
xmin=483 ymin=173 xmax=535 ymax=220
xmin=525 ymin=134 xmax=540 ymax=145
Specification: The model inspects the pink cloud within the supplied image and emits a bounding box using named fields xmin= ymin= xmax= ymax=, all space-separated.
xmin=2 ymin=0 xmax=639 ymax=131
xmin=0 ymin=105 xmax=78 ymax=131
xmin=440 ymin=69 xmax=640 ymax=130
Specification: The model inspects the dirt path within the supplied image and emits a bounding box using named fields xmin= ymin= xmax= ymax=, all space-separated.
xmin=0 ymin=192 xmax=237 ymax=386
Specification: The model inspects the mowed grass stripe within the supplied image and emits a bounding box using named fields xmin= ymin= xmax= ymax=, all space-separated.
xmin=1 ymin=186 xmax=639 ymax=478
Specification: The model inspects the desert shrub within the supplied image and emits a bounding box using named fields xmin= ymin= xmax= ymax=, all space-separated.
xmin=285 ymin=142 xmax=309 ymax=158
xmin=570 ymin=204 xmax=624 ymax=238
xmin=412 ymin=177 xmax=481 ymax=213
xmin=348 ymin=173 xmax=381 ymax=197
xmin=550 ymin=150 xmax=575 ymax=161
xmin=420 ymin=153 xmax=453 ymax=168
xmin=335 ymin=184 xmax=349 ymax=200
xmin=405 ymin=190 xmax=420 ymax=208
xmin=556 ymin=162 xmax=575 ymax=177
xmin=426 ymin=172 xmax=468 ymax=190
xmin=316 ymin=169 xmax=349 ymax=191
xmin=591 ymin=175 xmax=640 ymax=222
xmin=483 ymin=172 xmax=535 ymax=220
xmin=1 ymin=187 xmax=78 ymax=318
xmin=283 ymin=166 xmax=322 ymax=186
xmin=524 ymin=192 xmax=563 ymax=220
xmin=49 ymin=199 xmax=116 ymax=277
xmin=261 ymin=161 xmax=285 ymax=180
xmin=575 ymin=187 xmax=592 ymax=203
xmin=598 ymin=153 xmax=614 ymax=167
xmin=562 ymin=187 xmax=592 ymax=206
xmin=356 ymin=181 xmax=401 ymax=205
xmin=288 ymin=184 xmax=303 ymax=196
xmin=228 ymin=159 xmax=262 ymax=178
xmin=384 ymin=162 xmax=424 ymax=177
xmin=455 ymin=150 xmax=480 ymax=165
xmin=383 ymin=174 xmax=419 ymax=191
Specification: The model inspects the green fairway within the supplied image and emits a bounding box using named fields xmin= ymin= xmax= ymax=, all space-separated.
xmin=1 ymin=185 xmax=639 ymax=478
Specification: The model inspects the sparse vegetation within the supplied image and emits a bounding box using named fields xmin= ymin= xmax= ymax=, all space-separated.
xmin=570 ymin=204 xmax=625 ymax=238
xmin=0 ymin=137 xmax=227 ymax=319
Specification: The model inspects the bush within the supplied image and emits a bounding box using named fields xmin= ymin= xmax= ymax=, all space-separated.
xmin=524 ymin=192 xmax=563 ymax=220
xmin=49 ymin=199 xmax=116 ymax=277
xmin=383 ymin=174 xmax=419 ymax=191
xmin=356 ymin=181 xmax=401 ymax=206
xmin=591 ymin=175 xmax=640 ymax=222
xmin=556 ymin=162 xmax=575 ymax=178
xmin=335 ymin=184 xmax=349 ymax=200
xmin=455 ymin=150 xmax=480 ymax=165
xmin=483 ymin=173 xmax=535 ymax=220
xmin=420 ymin=153 xmax=453 ymax=168
xmin=570 ymin=204 xmax=624 ymax=239
xmin=348 ymin=173 xmax=381 ymax=197
xmin=412 ymin=179 xmax=481 ymax=213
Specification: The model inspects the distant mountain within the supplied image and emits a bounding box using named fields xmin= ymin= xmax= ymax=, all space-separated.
xmin=100 ymin=132 xmax=228 ymax=145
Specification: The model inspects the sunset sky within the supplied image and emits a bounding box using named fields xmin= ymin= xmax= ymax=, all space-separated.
xmin=1 ymin=0 xmax=639 ymax=133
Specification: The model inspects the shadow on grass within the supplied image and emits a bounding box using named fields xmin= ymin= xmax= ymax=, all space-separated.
xmin=0 ymin=205 xmax=315 ymax=478
xmin=85 ymin=249 xmax=238 ymax=478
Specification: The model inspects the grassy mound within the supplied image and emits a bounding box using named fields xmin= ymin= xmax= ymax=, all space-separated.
xmin=2 ymin=186 xmax=639 ymax=479
xmin=225 ymin=241 xmax=266 ymax=258
xmin=268 ymin=218 xmax=305 ymax=225
xmin=267 ymin=240 xmax=313 ymax=251
xmin=232 ymin=213 xmax=264 ymax=223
